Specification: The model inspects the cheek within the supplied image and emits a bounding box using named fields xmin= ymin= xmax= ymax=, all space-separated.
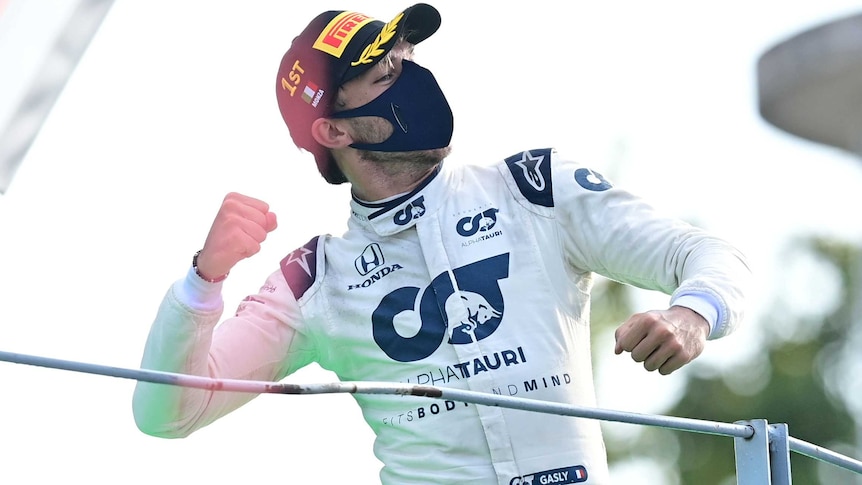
xmin=348 ymin=116 xmax=393 ymax=143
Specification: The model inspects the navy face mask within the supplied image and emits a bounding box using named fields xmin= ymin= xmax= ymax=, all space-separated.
xmin=331 ymin=60 xmax=454 ymax=152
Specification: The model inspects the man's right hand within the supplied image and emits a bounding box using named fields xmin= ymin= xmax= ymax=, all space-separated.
xmin=194 ymin=192 xmax=278 ymax=281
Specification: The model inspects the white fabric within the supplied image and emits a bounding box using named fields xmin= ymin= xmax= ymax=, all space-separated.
xmin=133 ymin=148 xmax=750 ymax=485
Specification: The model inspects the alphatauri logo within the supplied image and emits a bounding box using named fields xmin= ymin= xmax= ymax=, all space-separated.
xmin=394 ymin=196 xmax=426 ymax=225
xmin=457 ymin=208 xmax=499 ymax=237
xmin=372 ymin=253 xmax=509 ymax=361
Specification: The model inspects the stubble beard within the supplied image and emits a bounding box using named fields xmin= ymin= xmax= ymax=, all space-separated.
xmin=348 ymin=116 xmax=452 ymax=178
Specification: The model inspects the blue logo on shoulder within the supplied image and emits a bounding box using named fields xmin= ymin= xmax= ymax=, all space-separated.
xmin=505 ymin=148 xmax=554 ymax=207
xmin=574 ymin=168 xmax=612 ymax=191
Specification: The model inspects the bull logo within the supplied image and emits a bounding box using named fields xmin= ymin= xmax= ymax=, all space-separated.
xmin=444 ymin=291 xmax=502 ymax=343
xmin=372 ymin=253 xmax=509 ymax=361
xmin=456 ymin=208 xmax=499 ymax=237
xmin=393 ymin=196 xmax=426 ymax=226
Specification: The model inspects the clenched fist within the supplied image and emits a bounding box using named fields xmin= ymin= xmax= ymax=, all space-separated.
xmin=614 ymin=306 xmax=709 ymax=375
xmin=194 ymin=192 xmax=278 ymax=281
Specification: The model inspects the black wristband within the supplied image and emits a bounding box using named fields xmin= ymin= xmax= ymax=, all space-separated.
xmin=192 ymin=250 xmax=229 ymax=283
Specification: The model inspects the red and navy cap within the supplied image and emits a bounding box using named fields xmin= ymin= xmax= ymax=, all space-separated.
xmin=275 ymin=4 xmax=442 ymax=184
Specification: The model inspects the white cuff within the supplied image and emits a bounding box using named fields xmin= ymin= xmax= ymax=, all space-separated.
xmin=671 ymin=293 xmax=720 ymax=339
xmin=175 ymin=265 xmax=224 ymax=312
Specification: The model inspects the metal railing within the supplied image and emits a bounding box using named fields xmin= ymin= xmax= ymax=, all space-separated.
xmin=1 ymin=349 xmax=860 ymax=484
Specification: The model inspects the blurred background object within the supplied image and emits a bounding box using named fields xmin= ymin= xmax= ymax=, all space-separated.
xmin=758 ymin=11 xmax=862 ymax=157
xmin=0 ymin=0 xmax=114 ymax=193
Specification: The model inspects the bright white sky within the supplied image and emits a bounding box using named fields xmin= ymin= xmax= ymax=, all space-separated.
xmin=2 ymin=1 xmax=862 ymax=484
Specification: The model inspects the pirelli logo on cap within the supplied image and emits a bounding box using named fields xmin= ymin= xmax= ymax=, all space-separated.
xmin=313 ymin=11 xmax=373 ymax=57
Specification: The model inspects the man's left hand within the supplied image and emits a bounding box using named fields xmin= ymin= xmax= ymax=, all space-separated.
xmin=614 ymin=306 xmax=709 ymax=375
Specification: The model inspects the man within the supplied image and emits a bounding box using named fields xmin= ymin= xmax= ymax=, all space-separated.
xmin=132 ymin=3 xmax=750 ymax=484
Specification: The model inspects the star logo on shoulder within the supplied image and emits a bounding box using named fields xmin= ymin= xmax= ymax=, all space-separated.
xmin=284 ymin=246 xmax=314 ymax=277
xmin=514 ymin=151 xmax=546 ymax=191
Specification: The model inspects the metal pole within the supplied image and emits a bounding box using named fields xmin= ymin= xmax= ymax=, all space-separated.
xmin=789 ymin=437 xmax=862 ymax=475
xmin=769 ymin=424 xmax=793 ymax=485
xmin=0 ymin=349 xmax=753 ymax=440
xmin=735 ymin=419 xmax=773 ymax=484
xmin=4 ymin=349 xmax=862 ymax=478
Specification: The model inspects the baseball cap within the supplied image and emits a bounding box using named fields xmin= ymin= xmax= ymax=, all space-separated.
xmin=275 ymin=4 xmax=442 ymax=184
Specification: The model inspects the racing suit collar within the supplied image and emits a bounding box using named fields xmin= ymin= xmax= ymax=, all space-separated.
xmin=349 ymin=162 xmax=451 ymax=236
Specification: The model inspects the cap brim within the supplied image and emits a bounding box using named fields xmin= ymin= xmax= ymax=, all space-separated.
xmin=401 ymin=3 xmax=441 ymax=45
xmin=339 ymin=3 xmax=441 ymax=85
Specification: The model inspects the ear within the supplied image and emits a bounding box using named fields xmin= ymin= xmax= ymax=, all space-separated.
xmin=310 ymin=117 xmax=353 ymax=149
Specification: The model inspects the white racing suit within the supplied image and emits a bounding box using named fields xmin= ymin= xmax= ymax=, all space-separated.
xmin=133 ymin=148 xmax=749 ymax=484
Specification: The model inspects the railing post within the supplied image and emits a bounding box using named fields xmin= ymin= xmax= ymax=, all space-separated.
xmin=735 ymin=419 xmax=773 ymax=484
xmin=768 ymin=423 xmax=792 ymax=485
